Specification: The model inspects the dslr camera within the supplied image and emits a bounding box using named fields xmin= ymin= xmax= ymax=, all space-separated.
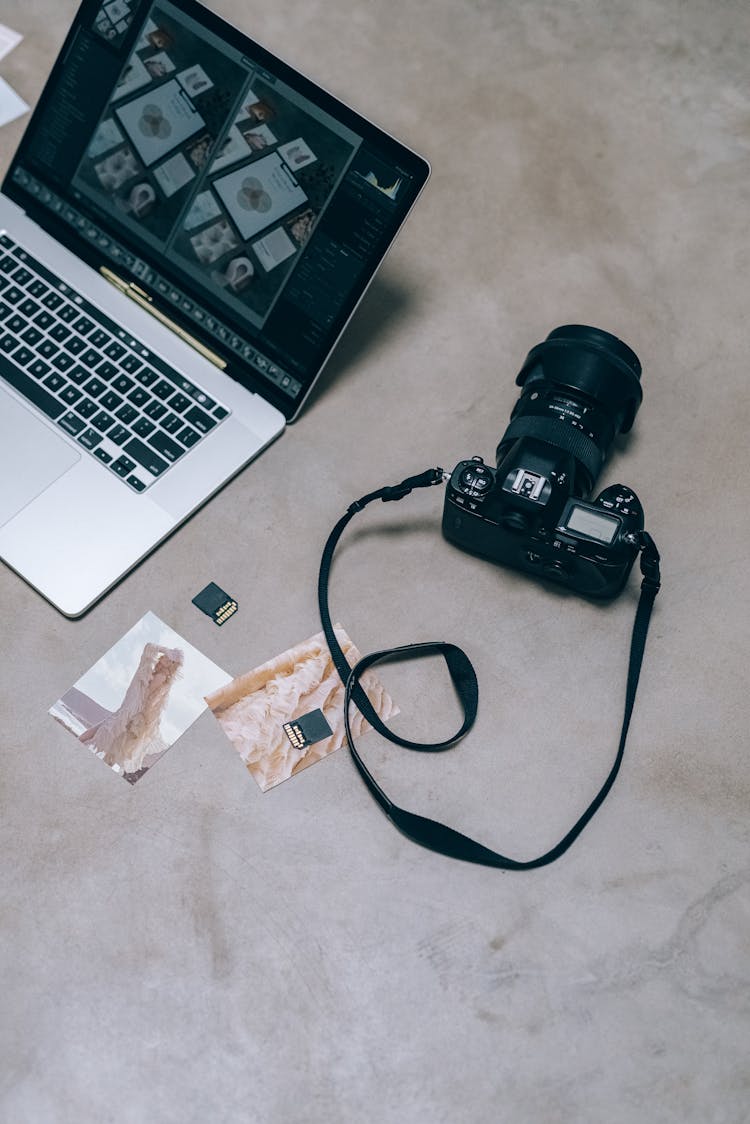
xmin=442 ymin=325 xmax=645 ymax=598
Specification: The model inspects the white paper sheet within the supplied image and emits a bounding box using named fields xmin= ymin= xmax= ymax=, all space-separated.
xmin=0 ymin=23 xmax=23 ymax=62
xmin=0 ymin=76 xmax=28 ymax=127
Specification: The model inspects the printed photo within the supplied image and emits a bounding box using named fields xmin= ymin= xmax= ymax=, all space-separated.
xmin=206 ymin=625 xmax=398 ymax=791
xmin=214 ymin=152 xmax=307 ymax=241
xmin=116 ymin=80 xmax=206 ymax=167
xmin=50 ymin=612 xmax=230 ymax=783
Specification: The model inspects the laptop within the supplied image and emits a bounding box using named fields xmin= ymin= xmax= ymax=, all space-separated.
xmin=0 ymin=0 xmax=429 ymax=617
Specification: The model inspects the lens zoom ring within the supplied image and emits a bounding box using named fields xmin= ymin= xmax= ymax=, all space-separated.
xmin=500 ymin=415 xmax=604 ymax=481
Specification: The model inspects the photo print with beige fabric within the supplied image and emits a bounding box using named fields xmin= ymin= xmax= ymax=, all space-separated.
xmin=205 ymin=625 xmax=398 ymax=791
xmin=50 ymin=612 xmax=230 ymax=784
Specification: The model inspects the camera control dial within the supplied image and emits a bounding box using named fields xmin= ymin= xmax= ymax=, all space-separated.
xmin=458 ymin=460 xmax=493 ymax=498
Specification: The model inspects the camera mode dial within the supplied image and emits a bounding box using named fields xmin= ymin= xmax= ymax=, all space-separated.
xmin=457 ymin=459 xmax=493 ymax=498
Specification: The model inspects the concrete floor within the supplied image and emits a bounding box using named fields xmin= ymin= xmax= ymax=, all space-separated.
xmin=2 ymin=1 xmax=749 ymax=1121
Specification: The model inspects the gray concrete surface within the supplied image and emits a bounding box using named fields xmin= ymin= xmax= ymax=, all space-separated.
xmin=1 ymin=1 xmax=749 ymax=1121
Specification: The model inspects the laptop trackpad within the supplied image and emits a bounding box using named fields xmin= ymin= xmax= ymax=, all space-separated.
xmin=0 ymin=391 xmax=80 ymax=527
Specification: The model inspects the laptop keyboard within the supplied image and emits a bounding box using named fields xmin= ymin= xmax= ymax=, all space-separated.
xmin=0 ymin=233 xmax=230 ymax=493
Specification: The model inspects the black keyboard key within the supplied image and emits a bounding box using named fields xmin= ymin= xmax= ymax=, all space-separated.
xmin=111 ymin=373 xmax=134 ymax=394
xmin=133 ymin=417 xmax=155 ymax=437
xmin=96 ymin=361 xmax=118 ymax=381
xmin=94 ymin=448 xmax=113 ymax=465
xmin=42 ymin=291 xmax=63 ymax=310
xmin=128 ymin=386 xmax=149 ymax=408
xmin=153 ymin=379 xmax=174 ymax=400
xmin=77 ymin=428 xmax=103 ymax=450
xmin=108 ymin=424 xmax=130 ymax=445
xmin=68 ymin=364 xmax=89 ymax=385
xmin=5 ymin=285 xmax=24 ymax=304
xmin=91 ymin=410 xmax=115 ymax=433
xmin=0 ymin=302 xmax=11 ymax=320
xmin=50 ymin=322 xmax=70 ymax=342
xmin=82 ymin=376 xmax=106 ymax=398
xmin=116 ymin=403 xmax=138 ymax=424
xmin=6 ymin=314 xmax=28 ymax=334
xmin=162 ymin=413 xmax=183 ymax=434
xmin=148 ymin=430 xmax=183 ymax=463
xmin=144 ymin=400 xmax=166 ymax=420
xmin=18 ymin=298 xmax=39 ymax=318
xmin=127 ymin=475 xmax=147 ymax=492
xmin=0 ymin=333 xmax=18 ymax=354
xmin=81 ymin=348 xmax=101 ymax=367
xmin=167 ymin=392 xmax=191 ymax=413
xmin=75 ymin=398 xmax=98 ymax=419
xmin=112 ymin=455 xmax=136 ymax=478
xmin=135 ymin=367 xmax=158 ymax=387
xmin=29 ymin=359 xmax=51 ymax=379
xmin=89 ymin=329 xmax=110 ymax=348
xmin=64 ymin=337 xmax=87 ymax=356
xmin=60 ymin=385 xmax=82 ymax=405
xmin=72 ymin=316 xmax=94 ymax=335
xmin=12 ymin=267 xmax=32 ymax=286
xmin=38 ymin=339 xmax=58 ymax=359
xmin=122 ymin=354 xmax=143 ymax=374
xmin=177 ymin=425 xmax=201 ymax=448
xmin=0 ymin=352 xmax=65 ymax=419
xmin=52 ymin=352 xmax=75 ymax=372
xmin=43 ymin=372 xmax=67 ymax=393
xmin=0 ymin=255 xmax=15 ymax=273
xmin=184 ymin=404 xmax=216 ymax=433
xmin=21 ymin=326 xmax=43 ymax=346
xmin=28 ymin=280 xmax=48 ymax=299
xmin=100 ymin=390 xmax=123 ymax=411
xmin=13 ymin=346 xmax=34 ymax=367
xmin=59 ymin=304 xmax=79 ymax=323
xmin=33 ymin=310 xmax=55 ymax=330
xmin=123 ymin=437 xmax=168 ymax=477
xmin=105 ymin=341 xmax=126 ymax=360
xmin=57 ymin=412 xmax=85 ymax=436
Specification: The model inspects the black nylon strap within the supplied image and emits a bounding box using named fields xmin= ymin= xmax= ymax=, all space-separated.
xmin=319 ymin=468 xmax=661 ymax=870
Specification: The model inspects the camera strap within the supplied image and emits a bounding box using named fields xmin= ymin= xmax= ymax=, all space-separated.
xmin=318 ymin=467 xmax=661 ymax=870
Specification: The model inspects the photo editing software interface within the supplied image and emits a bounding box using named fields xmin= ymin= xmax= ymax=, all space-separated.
xmin=8 ymin=0 xmax=421 ymax=407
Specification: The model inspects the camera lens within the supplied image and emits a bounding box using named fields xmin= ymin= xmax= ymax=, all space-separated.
xmin=495 ymin=325 xmax=642 ymax=494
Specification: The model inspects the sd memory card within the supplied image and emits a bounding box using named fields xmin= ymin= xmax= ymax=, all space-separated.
xmin=192 ymin=582 xmax=238 ymax=626
xmin=283 ymin=709 xmax=334 ymax=751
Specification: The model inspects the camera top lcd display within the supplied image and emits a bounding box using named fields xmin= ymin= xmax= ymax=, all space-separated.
xmin=564 ymin=505 xmax=619 ymax=544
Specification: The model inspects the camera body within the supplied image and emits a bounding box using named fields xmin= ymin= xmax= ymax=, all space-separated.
xmin=442 ymin=325 xmax=646 ymax=599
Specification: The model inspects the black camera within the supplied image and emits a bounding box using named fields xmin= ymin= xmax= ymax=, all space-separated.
xmin=442 ymin=325 xmax=646 ymax=598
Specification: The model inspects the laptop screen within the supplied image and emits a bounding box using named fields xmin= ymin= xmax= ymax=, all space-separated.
xmin=4 ymin=0 xmax=430 ymax=420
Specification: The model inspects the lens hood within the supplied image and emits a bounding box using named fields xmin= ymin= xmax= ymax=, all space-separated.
xmin=516 ymin=325 xmax=643 ymax=433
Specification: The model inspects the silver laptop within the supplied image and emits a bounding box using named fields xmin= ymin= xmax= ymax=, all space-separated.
xmin=0 ymin=0 xmax=429 ymax=616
